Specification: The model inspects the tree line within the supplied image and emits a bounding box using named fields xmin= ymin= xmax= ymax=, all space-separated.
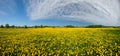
xmin=0 ymin=24 xmax=120 ymax=28
xmin=0 ymin=24 xmax=58 ymax=28
xmin=0 ymin=24 xmax=44 ymax=28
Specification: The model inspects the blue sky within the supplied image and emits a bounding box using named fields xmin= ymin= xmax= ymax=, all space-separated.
xmin=0 ymin=0 xmax=91 ymax=26
xmin=0 ymin=0 xmax=120 ymax=26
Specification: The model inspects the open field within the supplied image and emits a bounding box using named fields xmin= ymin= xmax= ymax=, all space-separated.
xmin=0 ymin=28 xmax=120 ymax=56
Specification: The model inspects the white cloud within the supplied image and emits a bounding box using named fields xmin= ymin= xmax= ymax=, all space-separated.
xmin=24 ymin=0 xmax=120 ymax=26
xmin=0 ymin=0 xmax=16 ymax=16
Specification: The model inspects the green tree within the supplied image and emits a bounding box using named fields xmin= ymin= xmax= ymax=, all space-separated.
xmin=64 ymin=25 xmax=75 ymax=28
xmin=0 ymin=25 xmax=4 ymax=28
xmin=24 ymin=25 xmax=27 ymax=28
xmin=5 ymin=24 xmax=9 ymax=28
xmin=34 ymin=25 xmax=38 ymax=28
xmin=11 ymin=25 xmax=15 ymax=28
xmin=40 ymin=25 xmax=43 ymax=28
xmin=86 ymin=25 xmax=104 ymax=28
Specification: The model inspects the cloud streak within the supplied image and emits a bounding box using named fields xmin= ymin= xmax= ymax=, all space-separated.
xmin=24 ymin=0 xmax=120 ymax=26
xmin=0 ymin=0 xmax=16 ymax=16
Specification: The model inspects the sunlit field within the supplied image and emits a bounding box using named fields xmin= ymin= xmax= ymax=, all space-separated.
xmin=0 ymin=28 xmax=120 ymax=56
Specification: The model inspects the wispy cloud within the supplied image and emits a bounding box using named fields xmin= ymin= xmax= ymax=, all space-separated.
xmin=0 ymin=0 xmax=16 ymax=16
xmin=24 ymin=0 xmax=120 ymax=26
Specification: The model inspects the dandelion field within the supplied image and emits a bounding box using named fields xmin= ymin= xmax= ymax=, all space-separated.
xmin=0 ymin=28 xmax=120 ymax=56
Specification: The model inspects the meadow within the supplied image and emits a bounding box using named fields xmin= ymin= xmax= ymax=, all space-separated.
xmin=0 ymin=28 xmax=120 ymax=56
